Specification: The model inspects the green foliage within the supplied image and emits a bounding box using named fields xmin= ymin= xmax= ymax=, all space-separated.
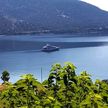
xmin=0 ymin=62 xmax=108 ymax=108
xmin=1 ymin=70 xmax=10 ymax=83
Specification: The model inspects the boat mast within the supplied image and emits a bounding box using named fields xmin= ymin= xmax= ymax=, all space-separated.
xmin=41 ymin=67 xmax=43 ymax=83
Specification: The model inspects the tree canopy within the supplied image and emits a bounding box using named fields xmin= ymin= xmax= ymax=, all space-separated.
xmin=0 ymin=62 xmax=108 ymax=108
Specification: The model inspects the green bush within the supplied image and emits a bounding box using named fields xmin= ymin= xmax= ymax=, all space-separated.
xmin=0 ymin=62 xmax=108 ymax=108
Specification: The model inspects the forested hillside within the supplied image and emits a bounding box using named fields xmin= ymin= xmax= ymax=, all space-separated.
xmin=0 ymin=0 xmax=108 ymax=34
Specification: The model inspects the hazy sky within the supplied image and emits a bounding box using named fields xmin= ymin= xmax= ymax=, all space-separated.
xmin=80 ymin=0 xmax=108 ymax=11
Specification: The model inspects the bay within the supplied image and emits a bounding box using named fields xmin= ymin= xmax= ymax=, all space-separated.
xmin=0 ymin=34 xmax=108 ymax=82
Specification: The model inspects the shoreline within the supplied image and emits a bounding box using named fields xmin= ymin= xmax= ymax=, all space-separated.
xmin=1 ymin=32 xmax=108 ymax=37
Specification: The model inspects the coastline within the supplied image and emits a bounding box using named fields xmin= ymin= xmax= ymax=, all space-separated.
xmin=1 ymin=31 xmax=108 ymax=37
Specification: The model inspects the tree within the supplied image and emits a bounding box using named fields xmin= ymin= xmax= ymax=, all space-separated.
xmin=1 ymin=70 xmax=10 ymax=83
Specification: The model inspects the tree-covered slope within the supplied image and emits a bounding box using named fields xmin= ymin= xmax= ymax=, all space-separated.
xmin=0 ymin=0 xmax=108 ymax=34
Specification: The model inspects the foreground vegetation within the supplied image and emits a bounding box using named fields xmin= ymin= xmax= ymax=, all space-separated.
xmin=0 ymin=62 xmax=108 ymax=108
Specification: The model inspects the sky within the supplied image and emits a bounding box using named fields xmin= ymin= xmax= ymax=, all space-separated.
xmin=80 ymin=0 xmax=108 ymax=11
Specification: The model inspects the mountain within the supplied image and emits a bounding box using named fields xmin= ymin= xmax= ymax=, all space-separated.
xmin=0 ymin=0 xmax=108 ymax=34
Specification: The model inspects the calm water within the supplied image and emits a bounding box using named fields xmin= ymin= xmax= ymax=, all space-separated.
xmin=0 ymin=34 xmax=108 ymax=82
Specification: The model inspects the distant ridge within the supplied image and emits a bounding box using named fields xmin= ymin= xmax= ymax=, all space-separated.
xmin=0 ymin=0 xmax=108 ymax=35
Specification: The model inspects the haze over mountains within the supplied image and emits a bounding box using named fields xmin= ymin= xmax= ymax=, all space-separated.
xmin=0 ymin=0 xmax=108 ymax=35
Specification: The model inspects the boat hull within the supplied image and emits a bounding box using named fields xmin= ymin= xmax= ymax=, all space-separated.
xmin=41 ymin=47 xmax=59 ymax=52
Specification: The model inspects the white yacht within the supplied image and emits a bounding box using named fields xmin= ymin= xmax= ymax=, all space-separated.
xmin=41 ymin=44 xmax=59 ymax=52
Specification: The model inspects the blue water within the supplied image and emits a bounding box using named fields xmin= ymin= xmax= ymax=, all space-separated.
xmin=0 ymin=34 xmax=108 ymax=82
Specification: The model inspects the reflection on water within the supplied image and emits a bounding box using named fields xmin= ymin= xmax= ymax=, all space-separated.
xmin=1 ymin=34 xmax=108 ymax=42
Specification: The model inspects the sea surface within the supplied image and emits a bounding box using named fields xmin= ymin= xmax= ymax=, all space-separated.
xmin=0 ymin=34 xmax=108 ymax=82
